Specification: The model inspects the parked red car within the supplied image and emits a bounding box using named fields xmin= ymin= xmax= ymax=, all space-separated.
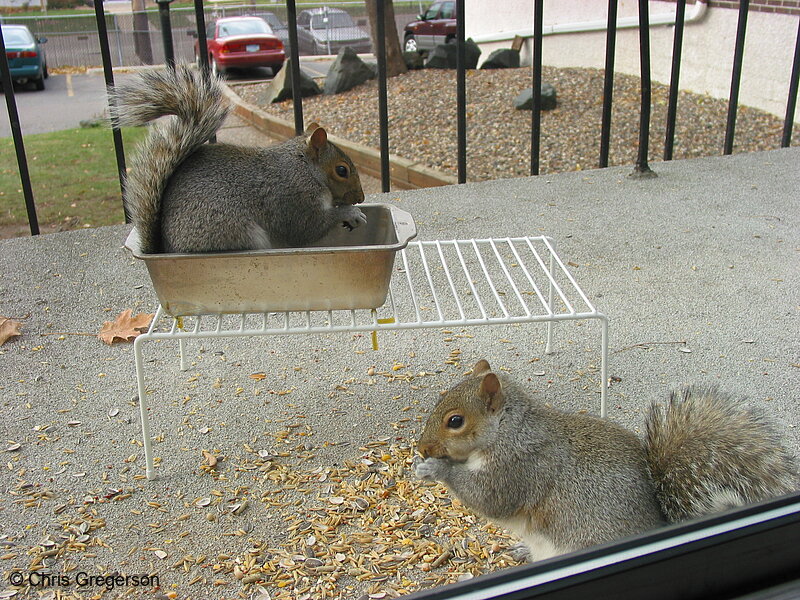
xmin=196 ymin=16 xmax=285 ymax=77
xmin=403 ymin=1 xmax=456 ymax=53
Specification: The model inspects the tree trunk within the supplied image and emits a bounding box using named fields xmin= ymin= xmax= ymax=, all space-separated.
xmin=365 ymin=0 xmax=407 ymax=78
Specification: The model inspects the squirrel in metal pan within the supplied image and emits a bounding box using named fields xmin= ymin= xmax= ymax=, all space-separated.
xmin=111 ymin=64 xmax=366 ymax=254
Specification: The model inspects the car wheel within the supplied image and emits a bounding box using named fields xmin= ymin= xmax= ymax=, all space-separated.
xmin=43 ymin=63 xmax=48 ymax=79
xmin=404 ymin=35 xmax=417 ymax=53
xmin=34 ymin=75 xmax=45 ymax=91
xmin=271 ymin=63 xmax=283 ymax=77
xmin=211 ymin=57 xmax=223 ymax=78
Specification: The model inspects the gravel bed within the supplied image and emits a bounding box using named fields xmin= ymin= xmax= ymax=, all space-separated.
xmin=235 ymin=66 xmax=799 ymax=180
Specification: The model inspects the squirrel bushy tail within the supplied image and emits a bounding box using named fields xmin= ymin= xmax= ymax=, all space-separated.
xmin=645 ymin=386 xmax=797 ymax=522
xmin=110 ymin=64 xmax=229 ymax=253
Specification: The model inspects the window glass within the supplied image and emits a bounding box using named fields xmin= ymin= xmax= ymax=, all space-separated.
xmin=424 ymin=3 xmax=441 ymax=20
xmin=218 ymin=19 xmax=271 ymax=37
xmin=2 ymin=27 xmax=34 ymax=46
xmin=441 ymin=2 xmax=455 ymax=19
xmin=310 ymin=12 xmax=354 ymax=29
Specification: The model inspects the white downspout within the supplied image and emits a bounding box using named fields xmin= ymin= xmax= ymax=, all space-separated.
xmin=470 ymin=0 xmax=708 ymax=45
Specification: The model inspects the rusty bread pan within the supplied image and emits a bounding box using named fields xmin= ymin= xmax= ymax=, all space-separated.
xmin=124 ymin=204 xmax=416 ymax=316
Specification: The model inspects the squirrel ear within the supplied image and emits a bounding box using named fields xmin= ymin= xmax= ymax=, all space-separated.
xmin=472 ymin=359 xmax=492 ymax=375
xmin=479 ymin=373 xmax=504 ymax=412
xmin=304 ymin=121 xmax=321 ymax=135
xmin=308 ymin=126 xmax=328 ymax=153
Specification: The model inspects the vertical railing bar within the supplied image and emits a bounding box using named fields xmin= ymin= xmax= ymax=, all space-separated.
xmin=490 ymin=239 xmax=530 ymax=317
xmin=417 ymin=243 xmax=445 ymax=323
xmin=238 ymin=313 xmax=246 ymax=332
xmin=724 ymin=0 xmax=750 ymax=156
xmin=435 ymin=241 xmax=467 ymax=322
xmin=456 ymin=0 xmax=467 ymax=183
xmin=530 ymin=0 xmax=543 ymax=176
xmin=505 ymin=239 xmax=553 ymax=315
xmin=599 ymin=0 xmax=618 ymax=168
xmin=781 ymin=16 xmax=800 ymax=148
xmin=454 ymin=242 xmax=489 ymax=321
xmin=155 ymin=0 xmax=175 ymax=69
xmin=193 ymin=0 xmax=215 ymax=143
xmin=375 ymin=0 xmax=391 ymax=191
xmin=0 ymin=29 xmax=39 ymax=235
xmin=664 ymin=0 xmax=686 ymax=161
xmin=94 ymin=0 xmax=129 ymax=221
xmin=261 ymin=312 xmax=268 ymax=332
xmin=471 ymin=240 xmax=509 ymax=319
xmin=632 ymin=0 xmax=656 ymax=177
xmin=215 ymin=315 xmax=223 ymax=333
xmin=286 ymin=0 xmax=304 ymax=135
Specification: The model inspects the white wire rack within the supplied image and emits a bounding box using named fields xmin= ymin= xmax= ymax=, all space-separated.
xmin=134 ymin=237 xmax=608 ymax=479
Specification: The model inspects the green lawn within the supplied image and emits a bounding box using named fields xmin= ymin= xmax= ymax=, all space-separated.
xmin=0 ymin=127 xmax=148 ymax=233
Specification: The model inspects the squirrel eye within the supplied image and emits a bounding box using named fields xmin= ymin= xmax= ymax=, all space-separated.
xmin=335 ymin=165 xmax=349 ymax=178
xmin=447 ymin=415 xmax=464 ymax=429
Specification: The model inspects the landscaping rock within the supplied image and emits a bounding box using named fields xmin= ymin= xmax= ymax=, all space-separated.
xmin=480 ymin=48 xmax=520 ymax=70
xmin=513 ymin=83 xmax=558 ymax=111
xmin=324 ymin=46 xmax=376 ymax=95
xmin=424 ymin=38 xmax=481 ymax=70
xmin=403 ymin=51 xmax=425 ymax=70
xmin=257 ymin=58 xmax=321 ymax=103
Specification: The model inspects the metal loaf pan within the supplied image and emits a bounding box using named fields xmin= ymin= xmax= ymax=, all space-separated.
xmin=125 ymin=204 xmax=417 ymax=316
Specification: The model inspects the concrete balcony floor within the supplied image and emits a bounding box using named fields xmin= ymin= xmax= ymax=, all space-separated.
xmin=1 ymin=147 xmax=797 ymax=598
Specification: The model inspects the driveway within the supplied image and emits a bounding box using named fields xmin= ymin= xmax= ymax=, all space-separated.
xmin=0 ymin=65 xmax=303 ymax=138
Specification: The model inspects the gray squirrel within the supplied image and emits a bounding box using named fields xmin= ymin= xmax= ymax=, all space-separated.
xmin=110 ymin=64 xmax=366 ymax=254
xmin=416 ymin=359 xmax=797 ymax=561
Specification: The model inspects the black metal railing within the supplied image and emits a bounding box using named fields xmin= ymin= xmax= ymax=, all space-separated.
xmin=2 ymin=0 xmax=800 ymax=238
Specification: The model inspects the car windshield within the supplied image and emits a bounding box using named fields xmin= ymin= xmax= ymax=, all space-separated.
xmin=2 ymin=27 xmax=34 ymax=46
xmin=310 ymin=12 xmax=354 ymax=29
xmin=217 ymin=20 xmax=272 ymax=37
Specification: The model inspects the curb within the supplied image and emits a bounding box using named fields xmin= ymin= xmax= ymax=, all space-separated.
xmin=221 ymin=85 xmax=458 ymax=190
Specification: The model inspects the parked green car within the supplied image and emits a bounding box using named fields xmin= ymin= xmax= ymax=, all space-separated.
xmin=2 ymin=24 xmax=48 ymax=91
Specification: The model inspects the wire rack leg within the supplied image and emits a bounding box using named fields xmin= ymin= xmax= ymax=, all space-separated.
xmin=179 ymin=337 xmax=188 ymax=371
xmin=134 ymin=335 xmax=156 ymax=480
xmin=598 ymin=314 xmax=609 ymax=418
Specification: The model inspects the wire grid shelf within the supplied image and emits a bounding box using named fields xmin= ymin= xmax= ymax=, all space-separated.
xmin=134 ymin=237 xmax=609 ymax=479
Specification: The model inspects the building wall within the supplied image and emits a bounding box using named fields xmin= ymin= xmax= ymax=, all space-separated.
xmin=465 ymin=0 xmax=800 ymax=122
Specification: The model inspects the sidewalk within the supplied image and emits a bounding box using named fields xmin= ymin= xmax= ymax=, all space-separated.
xmin=1 ymin=147 xmax=798 ymax=599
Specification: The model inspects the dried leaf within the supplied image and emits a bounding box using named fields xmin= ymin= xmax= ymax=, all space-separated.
xmin=249 ymin=372 xmax=267 ymax=381
xmin=0 ymin=317 xmax=22 ymax=346
xmin=98 ymin=309 xmax=154 ymax=345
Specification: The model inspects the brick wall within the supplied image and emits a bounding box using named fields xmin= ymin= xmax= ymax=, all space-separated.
xmin=659 ymin=0 xmax=800 ymax=16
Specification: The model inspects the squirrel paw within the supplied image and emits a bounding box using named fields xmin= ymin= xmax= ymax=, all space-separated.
xmin=414 ymin=457 xmax=447 ymax=481
xmin=341 ymin=206 xmax=367 ymax=231
xmin=509 ymin=542 xmax=532 ymax=562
